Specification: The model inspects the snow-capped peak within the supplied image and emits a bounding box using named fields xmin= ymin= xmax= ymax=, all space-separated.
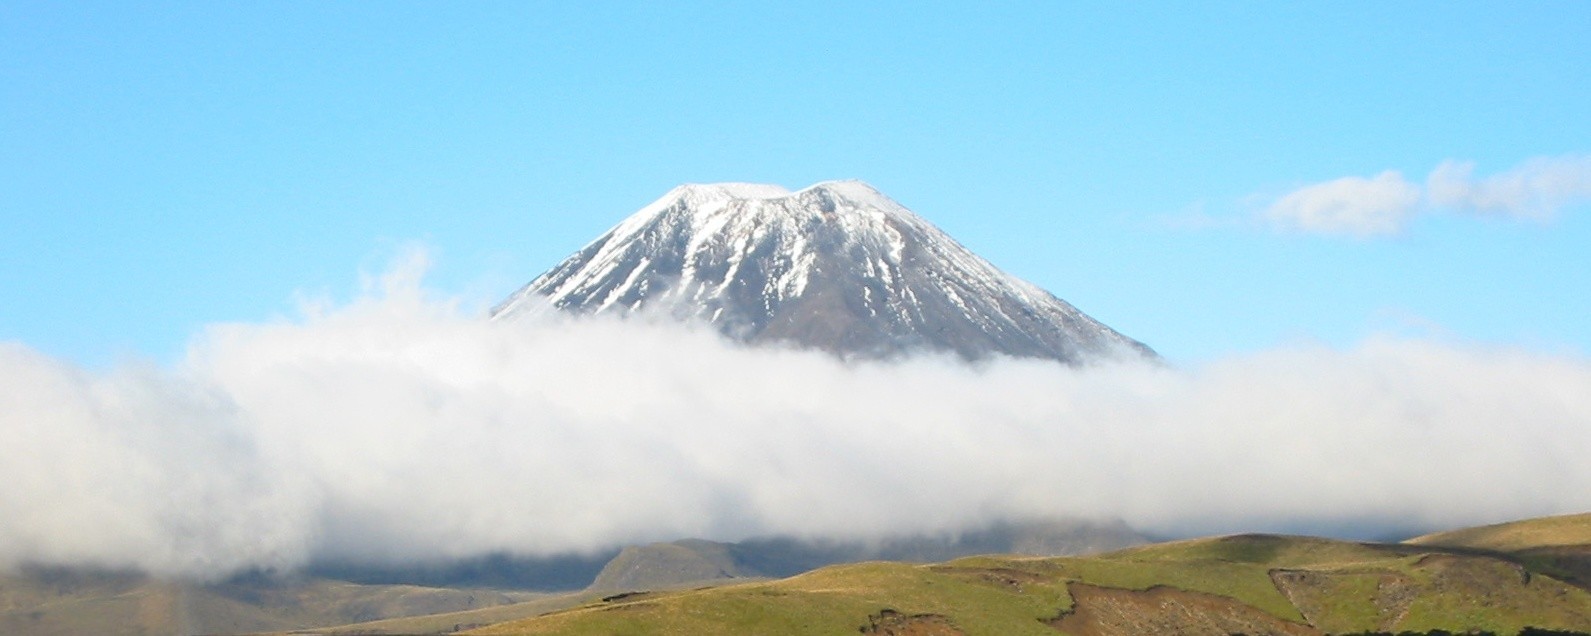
xmin=494 ymin=181 xmax=1153 ymax=363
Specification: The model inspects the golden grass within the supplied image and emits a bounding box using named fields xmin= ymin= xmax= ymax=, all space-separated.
xmin=1406 ymin=512 xmax=1591 ymax=552
xmin=465 ymin=530 xmax=1591 ymax=636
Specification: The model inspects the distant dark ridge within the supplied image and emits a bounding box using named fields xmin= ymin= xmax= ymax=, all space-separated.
xmin=588 ymin=518 xmax=1148 ymax=592
xmin=304 ymin=550 xmax=618 ymax=591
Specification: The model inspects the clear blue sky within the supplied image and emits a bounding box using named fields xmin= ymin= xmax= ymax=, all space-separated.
xmin=4 ymin=2 xmax=1589 ymax=366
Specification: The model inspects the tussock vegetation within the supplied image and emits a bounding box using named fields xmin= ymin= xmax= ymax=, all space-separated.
xmin=10 ymin=514 xmax=1589 ymax=635
xmin=1406 ymin=513 xmax=1591 ymax=553
xmin=465 ymin=519 xmax=1591 ymax=636
xmin=0 ymin=570 xmax=543 ymax=636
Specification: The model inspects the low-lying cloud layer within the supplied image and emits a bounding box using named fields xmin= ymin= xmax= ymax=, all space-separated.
xmin=3 ymin=263 xmax=1589 ymax=579
xmin=1263 ymin=154 xmax=1591 ymax=237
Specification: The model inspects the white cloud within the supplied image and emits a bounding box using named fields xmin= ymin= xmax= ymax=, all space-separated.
xmin=1262 ymin=170 xmax=1422 ymax=237
xmin=1 ymin=261 xmax=1589 ymax=579
xmin=1428 ymin=155 xmax=1591 ymax=220
xmin=1259 ymin=154 xmax=1591 ymax=237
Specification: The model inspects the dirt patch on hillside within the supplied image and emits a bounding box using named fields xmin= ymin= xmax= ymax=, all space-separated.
xmin=1269 ymin=568 xmax=1414 ymax=632
xmin=1046 ymin=583 xmax=1320 ymax=636
xmin=928 ymin=566 xmax=1048 ymax=593
xmin=859 ymin=608 xmax=964 ymax=635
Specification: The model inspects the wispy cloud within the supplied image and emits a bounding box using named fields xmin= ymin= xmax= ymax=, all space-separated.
xmin=1427 ymin=155 xmax=1591 ymax=220
xmin=1259 ymin=154 xmax=1591 ymax=237
xmin=1 ymin=257 xmax=1589 ymax=579
xmin=1262 ymin=170 xmax=1421 ymax=238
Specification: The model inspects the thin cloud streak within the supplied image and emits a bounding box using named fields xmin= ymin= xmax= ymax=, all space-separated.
xmin=1428 ymin=155 xmax=1591 ymax=220
xmin=1261 ymin=154 xmax=1591 ymax=237
xmin=1262 ymin=170 xmax=1421 ymax=237
xmin=1 ymin=262 xmax=1588 ymax=579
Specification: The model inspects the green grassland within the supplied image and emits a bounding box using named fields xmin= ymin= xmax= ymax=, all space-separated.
xmin=465 ymin=522 xmax=1591 ymax=636
xmin=8 ymin=513 xmax=1590 ymax=635
xmin=0 ymin=569 xmax=543 ymax=636
xmin=1407 ymin=512 xmax=1591 ymax=593
xmin=1407 ymin=513 xmax=1591 ymax=553
xmin=469 ymin=560 xmax=1076 ymax=636
xmin=277 ymin=591 xmax=594 ymax=635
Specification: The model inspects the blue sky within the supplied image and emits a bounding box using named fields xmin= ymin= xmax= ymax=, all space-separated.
xmin=4 ymin=3 xmax=1591 ymax=573
xmin=4 ymin=2 xmax=1590 ymax=365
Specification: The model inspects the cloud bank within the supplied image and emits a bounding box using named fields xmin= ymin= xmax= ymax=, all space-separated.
xmin=1263 ymin=154 xmax=1591 ymax=236
xmin=2 ymin=261 xmax=1589 ymax=579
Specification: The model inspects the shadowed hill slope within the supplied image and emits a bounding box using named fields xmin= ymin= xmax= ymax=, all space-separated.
xmin=1406 ymin=512 xmax=1591 ymax=594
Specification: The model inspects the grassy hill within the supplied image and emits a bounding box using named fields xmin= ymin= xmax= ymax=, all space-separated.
xmin=1407 ymin=512 xmax=1591 ymax=592
xmin=263 ymin=592 xmax=596 ymax=635
xmin=0 ymin=568 xmax=544 ymax=636
xmin=1406 ymin=513 xmax=1591 ymax=553
xmin=8 ymin=514 xmax=1591 ymax=635
xmin=460 ymin=520 xmax=1591 ymax=636
xmin=586 ymin=518 xmax=1147 ymax=593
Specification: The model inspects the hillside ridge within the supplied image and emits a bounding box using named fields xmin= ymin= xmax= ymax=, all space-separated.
xmin=463 ymin=512 xmax=1591 ymax=636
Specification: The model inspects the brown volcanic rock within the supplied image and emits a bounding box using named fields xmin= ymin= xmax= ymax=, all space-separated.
xmin=859 ymin=608 xmax=965 ymax=636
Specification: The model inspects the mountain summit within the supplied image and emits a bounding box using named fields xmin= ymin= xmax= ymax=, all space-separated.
xmin=493 ymin=180 xmax=1152 ymax=363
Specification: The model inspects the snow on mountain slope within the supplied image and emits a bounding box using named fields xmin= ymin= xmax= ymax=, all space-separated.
xmin=493 ymin=180 xmax=1153 ymax=363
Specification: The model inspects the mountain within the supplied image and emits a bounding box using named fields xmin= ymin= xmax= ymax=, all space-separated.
xmin=493 ymin=180 xmax=1153 ymax=363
